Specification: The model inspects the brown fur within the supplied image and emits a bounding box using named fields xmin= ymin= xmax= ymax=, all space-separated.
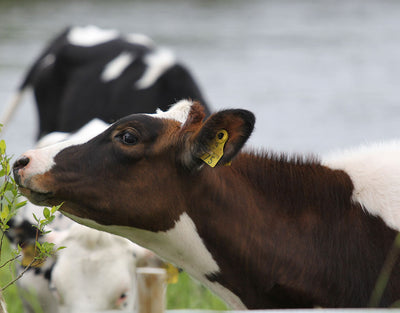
xmin=14 ymin=104 xmax=400 ymax=309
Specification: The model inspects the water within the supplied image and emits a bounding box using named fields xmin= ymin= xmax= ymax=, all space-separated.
xmin=1 ymin=0 xmax=400 ymax=160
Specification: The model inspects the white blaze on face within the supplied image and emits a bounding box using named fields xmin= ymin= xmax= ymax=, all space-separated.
xmin=17 ymin=100 xmax=192 ymax=189
xmin=67 ymin=25 xmax=119 ymax=46
xmin=50 ymin=224 xmax=138 ymax=312
xmin=18 ymin=119 xmax=109 ymax=189
xmin=322 ymin=140 xmax=400 ymax=231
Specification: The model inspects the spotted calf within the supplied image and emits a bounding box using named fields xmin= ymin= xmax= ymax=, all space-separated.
xmin=13 ymin=100 xmax=400 ymax=309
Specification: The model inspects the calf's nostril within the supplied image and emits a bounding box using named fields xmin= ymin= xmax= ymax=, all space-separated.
xmin=13 ymin=156 xmax=30 ymax=172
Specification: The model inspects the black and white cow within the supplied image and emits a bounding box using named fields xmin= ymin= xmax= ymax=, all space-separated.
xmin=3 ymin=25 xmax=210 ymax=138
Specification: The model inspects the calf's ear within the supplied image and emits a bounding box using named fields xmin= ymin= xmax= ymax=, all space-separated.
xmin=180 ymin=104 xmax=255 ymax=170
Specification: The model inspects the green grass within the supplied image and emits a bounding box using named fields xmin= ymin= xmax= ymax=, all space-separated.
xmin=167 ymin=272 xmax=228 ymax=310
xmin=0 ymin=238 xmax=227 ymax=312
xmin=0 ymin=238 xmax=24 ymax=313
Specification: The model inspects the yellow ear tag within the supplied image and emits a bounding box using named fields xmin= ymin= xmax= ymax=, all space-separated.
xmin=164 ymin=263 xmax=180 ymax=284
xmin=200 ymin=129 xmax=229 ymax=168
xmin=21 ymin=244 xmax=44 ymax=268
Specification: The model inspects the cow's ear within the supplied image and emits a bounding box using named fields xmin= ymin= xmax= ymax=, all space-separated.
xmin=180 ymin=104 xmax=255 ymax=170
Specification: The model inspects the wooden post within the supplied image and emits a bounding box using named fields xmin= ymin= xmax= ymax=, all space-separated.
xmin=136 ymin=267 xmax=167 ymax=313
xmin=0 ymin=291 xmax=7 ymax=313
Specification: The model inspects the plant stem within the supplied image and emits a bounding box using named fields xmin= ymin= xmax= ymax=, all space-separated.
xmin=0 ymin=258 xmax=35 ymax=292
xmin=0 ymin=231 xmax=4 ymax=262
xmin=0 ymin=255 xmax=20 ymax=269
xmin=369 ymin=232 xmax=400 ymax=307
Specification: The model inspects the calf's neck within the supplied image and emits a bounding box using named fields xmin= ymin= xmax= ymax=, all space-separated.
xmin=13 ymin=100 xmax=400 ymax=309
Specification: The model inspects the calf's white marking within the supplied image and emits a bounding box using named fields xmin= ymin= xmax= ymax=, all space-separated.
xmin=19 ymin=119 xmax=109 ymax=187
xmin=148 ymin=99 xmax=193 ymax=125
xmin=62 ymin=211 xmax=247 ymax=310
xmin=323 ymin=140 xmax=400 ymax=231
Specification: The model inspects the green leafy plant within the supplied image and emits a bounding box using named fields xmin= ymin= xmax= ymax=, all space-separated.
xmin=0 ymin=132 xmax=63 ymax=295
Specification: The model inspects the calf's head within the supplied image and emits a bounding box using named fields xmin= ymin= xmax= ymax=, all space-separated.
xmin=13 ymin=100 xmax=255 ymax=231
xmin=48 ymin=224 xmax=143 ymax=312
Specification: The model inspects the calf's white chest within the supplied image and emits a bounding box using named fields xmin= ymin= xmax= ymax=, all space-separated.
xmin=63 ymin=211 xmax=246 ymax=309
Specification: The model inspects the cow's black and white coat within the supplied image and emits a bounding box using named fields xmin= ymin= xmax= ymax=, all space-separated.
xmin=3 ymin=25 xmax=210 ymax=138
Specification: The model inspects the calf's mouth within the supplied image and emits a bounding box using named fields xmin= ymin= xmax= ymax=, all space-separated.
xmin=18 ymin=186 xmax=55 ymax=206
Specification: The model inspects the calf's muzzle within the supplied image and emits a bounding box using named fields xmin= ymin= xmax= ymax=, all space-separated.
xmin=13 ymin=156 xmax=30 ymax=185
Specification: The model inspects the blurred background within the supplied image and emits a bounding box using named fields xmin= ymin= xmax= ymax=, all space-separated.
xmin=1 ymin=0 xmax=400 ymax=311
xmin=1 ymin=0 xmax=400 ymax=159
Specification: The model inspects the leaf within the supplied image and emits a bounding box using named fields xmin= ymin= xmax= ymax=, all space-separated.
xmin=35 ymin=241 xmax=42 ymax=251
xmin=0 ymin=140 xmax=6 ymax=154
xmin=4 ymin=196 xmax=12 ymax=205
xmin=32 ymin=213 xmax=39 ymax=223
xmin=5 ymin=183 xmax=14 ymax=192
xmin=43 ymin=207 xmax=50 ymax=219
xmin=15 ymin=200 xmax=27 ymax=210
xmin=37 ymin=242 xmax=56 ymax=257
xmin=40 ymin=220 xmax=51 ymax=228
xmin=11 ymin=247 xmax=21 ymax=258
xmin=51 ymin=203 xmax=63 ymax=214
xmin=0 ymin=205 xmax=9 ymax=220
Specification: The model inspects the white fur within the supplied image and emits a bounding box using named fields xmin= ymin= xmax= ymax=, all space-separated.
xmin=18 ymin=102 xmax=192 ymax=188
xmin=40 ymin=53 xmax=56 ymax=69
xmin=101 ymin=52 xmax=135 ymax=82
xmin=125 ymin=33 xmax=155 ymax=47
xmin=63 ymin=212 xmax=247 ymax=310
xmin=35 ymin=132 xmax=70 ymax=149
xmin=19 ymin=119 xmax=109 ymax=189
xmin=135 ymin=48 xmax=175 ymax=89
xmin=323 ymin=140 xmax=400 ymax=231
xmin=67 ymin=25 xmax=119 ymax=47
xmin=49 ymin=224 xmax=139 ymax=312
xmin=148 ymin=99 xmax=193 ymax=125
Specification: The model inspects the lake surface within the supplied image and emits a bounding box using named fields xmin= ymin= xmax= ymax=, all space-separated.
xmin=1 ymin=0 xmax=400 ymax=159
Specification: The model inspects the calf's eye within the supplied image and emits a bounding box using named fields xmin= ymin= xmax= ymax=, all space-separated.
xmin=118 ymin=131 xmax=138 ymax=145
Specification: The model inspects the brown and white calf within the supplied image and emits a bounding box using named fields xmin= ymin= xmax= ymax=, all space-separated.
xmin=12 ymin=100 xmax=400 ymax=309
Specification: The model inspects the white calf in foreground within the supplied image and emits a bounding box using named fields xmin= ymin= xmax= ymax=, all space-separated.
xmin=50 ymin=223 xmax=146 ymax=312
xmin=10 ymin=203 xmax=152 ymax=313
